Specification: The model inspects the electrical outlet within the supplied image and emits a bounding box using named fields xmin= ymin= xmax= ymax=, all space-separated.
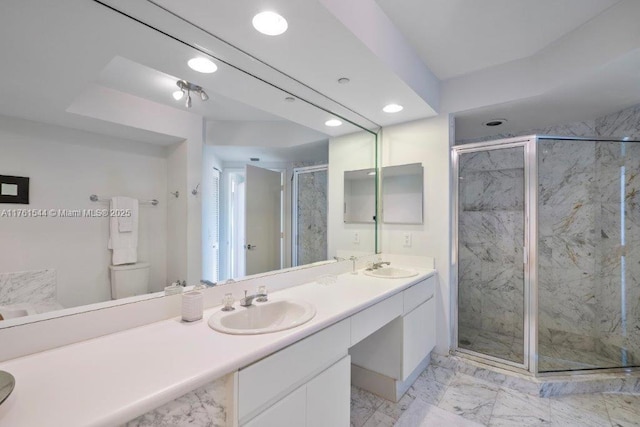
xmin=353 ymin=232 xmax=360 ymax=244
xmin=403 ymin=233 xmax=412 ymax=247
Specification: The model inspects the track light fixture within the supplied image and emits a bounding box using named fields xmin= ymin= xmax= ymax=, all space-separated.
xmin=175 ymin=80 xmax=209 ymax=108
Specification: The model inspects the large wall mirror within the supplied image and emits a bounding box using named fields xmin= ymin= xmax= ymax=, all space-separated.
xmin=0 ymin=0 xmax=378 ymax=328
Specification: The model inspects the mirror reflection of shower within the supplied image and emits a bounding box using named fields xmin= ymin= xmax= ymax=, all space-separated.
xmin=203 ymin=140 xmax=329 ymax=282
xmin=292 ymin=165 xmax=328 ymax=267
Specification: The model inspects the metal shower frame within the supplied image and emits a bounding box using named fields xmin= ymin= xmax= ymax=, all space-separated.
xmin=451 ymin=134 xmax=640 ymax=376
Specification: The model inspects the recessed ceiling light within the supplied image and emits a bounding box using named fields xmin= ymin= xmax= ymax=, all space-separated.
xmin=383 ymin=103 xmax=403 ymax=113
xmin=172 ymin=90 xmax=184 ymax=101
xmin=188 ymin=57 xmax=218 ymax=73
xmin=337 ymin=77 xmax=350 ymax=84
xmin=325 ymin=119 xmax=342 ymax=127
xmin=252 ymin=11 xmax=288 ymax=36
xmin=484 ymin=118 xmax=507 ymax=127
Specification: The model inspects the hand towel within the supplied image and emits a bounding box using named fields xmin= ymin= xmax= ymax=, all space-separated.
xmin=107 ymin=196 xmax=139 ymax=265
xmin=117 ymin=197 xmax=136 ymax=232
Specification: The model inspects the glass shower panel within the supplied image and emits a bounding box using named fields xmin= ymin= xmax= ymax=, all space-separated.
xmin=295 ymin=168 xmax=328 ymax=266
xmin=537 ymin=138 xmax=640 ymax=372
xmin=457 ymin=146 xmax=526 ymax=365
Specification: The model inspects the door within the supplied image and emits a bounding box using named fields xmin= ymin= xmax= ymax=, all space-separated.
xmin=454 ymin=142 xmax=529 ymax=368
xmin=245 ymin=164 xmax=282 ymax=275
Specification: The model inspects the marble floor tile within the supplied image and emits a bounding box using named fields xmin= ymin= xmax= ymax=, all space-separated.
xmin=396 ymin=397 xmax=484 ymax=427
xmin=406 ymin=371 xmax=449 ymax=405
xmin=430 ymin=353 xmax=460 ymax=370
xmin=437 ymin=373 xmax=499 ymax=425
xmin=351 ymin=386 xmax=385 ymax=427
xmin=458 ymin=327 xmax=522 ymax=364
xmin=549 ymin=393 xmax=611 ymax=427
xmin=377 ymin=390 xmax=416 ymax=421
xmin=489 ymin=388 xmax=552 ymax=426
xmin=350 ymin=360 xmax=640 ymax=427
xmin=362 ymin=410 xmax=396 ymax=427
xmin=603 ymin=393 xmax=640 ymax=427
xmin=422 ymin=364 xmax=456 ymax=386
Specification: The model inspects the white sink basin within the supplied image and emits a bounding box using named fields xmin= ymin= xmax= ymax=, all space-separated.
xmin=208 ymin=299 xmax=316 ymax=335
xmin=363 ymin=267 xmax=418 ymax=279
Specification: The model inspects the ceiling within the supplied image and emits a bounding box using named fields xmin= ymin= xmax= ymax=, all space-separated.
xmin=137 ymin=0 xmax=439 ymax=126
xmin=2 ymin=0 xmax=640 ymax=147
xmin=375 ymin=0 xmax=621 ymax=80
xmin=455 ymin=48 xmax=640 ymax=140
xmin=210 ymin=140 xmax=328 ymax=164
xmin=0 ymin=0 xmax=371 ymax=150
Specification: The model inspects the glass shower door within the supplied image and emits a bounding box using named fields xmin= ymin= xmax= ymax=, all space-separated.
xmin=456 ymin=144 xmax=528 ymax=367
xmin=292 ymin=165 xmax=328 ymax=267
xmin=537 ymin=138 xmax=640 ymax=372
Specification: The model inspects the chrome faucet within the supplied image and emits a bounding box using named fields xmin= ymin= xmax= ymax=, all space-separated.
xmin=349 ymin=256 xmax=358 ymax=274
xmin=240 ymin=290 xmax=268 ymax=307
xmin=335 ymin=256 xmax=358 ymax=273
xmin=370 ymin=261 xmax=391 ymax=270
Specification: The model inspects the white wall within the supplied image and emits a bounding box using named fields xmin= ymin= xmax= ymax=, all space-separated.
xmin=379 ymin=115 xmax=452 ymax=354
xmin=0 ymin=116 xmax=168 ymax=308
xmin=327 ymin=131 xmax=378 ymax=257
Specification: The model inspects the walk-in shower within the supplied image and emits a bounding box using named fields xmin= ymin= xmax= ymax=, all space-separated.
xmin=453 ymin=135 xmax=640 ymax=375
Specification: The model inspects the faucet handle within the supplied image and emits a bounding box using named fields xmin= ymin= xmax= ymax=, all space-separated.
xmin=256 ymin=286 xmax=268 ymax=302
xmin=221 ymin=293 xmax=235 ymax=311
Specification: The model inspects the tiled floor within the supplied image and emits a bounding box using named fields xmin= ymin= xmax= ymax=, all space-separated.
xmin=350 ymin=364 xmax=640 ymax=427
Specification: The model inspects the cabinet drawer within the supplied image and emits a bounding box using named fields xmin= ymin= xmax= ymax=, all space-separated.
xmin=238 ymin=319 xmax=350 ymax=423
xmin=351 ymin=293 xmax=402 ymax=345
xmin=306 ymin=356 xmax=351 ymax=427
xmin=403 ymin=275 xmax=435 ymax=314
xmin=402 ymin=297 xmax=436 ymax=380
xmin=243 ymin=385 xmax=306 ymax=427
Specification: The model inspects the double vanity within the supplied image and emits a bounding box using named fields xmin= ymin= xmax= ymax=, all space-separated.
xmin=0 ymin=259 xmax=436 ymax=426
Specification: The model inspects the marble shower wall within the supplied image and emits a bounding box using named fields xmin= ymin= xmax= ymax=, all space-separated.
xmin=458 ymin=147 xmax=525 ymax=347
xmin=296 ymin=168 xmax=328 ymax=266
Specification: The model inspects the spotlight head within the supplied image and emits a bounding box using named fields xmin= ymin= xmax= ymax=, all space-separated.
xmin=185 ymin=93 xmax=192 ymax=108
xmin=200 ymin=90 xmax=209 ymax=101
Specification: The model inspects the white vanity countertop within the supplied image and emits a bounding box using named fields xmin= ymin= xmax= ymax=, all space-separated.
xmin=0 ymin=268 xmax=435 ymax=427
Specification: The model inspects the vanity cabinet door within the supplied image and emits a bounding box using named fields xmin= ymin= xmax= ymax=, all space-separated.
xmin=306 ymin=356 xmax=351 ymax=427
xmin=402 ymin=295 xmax=436 ymax=380
xmin=243 ymin=385 xmax=306 ymax=427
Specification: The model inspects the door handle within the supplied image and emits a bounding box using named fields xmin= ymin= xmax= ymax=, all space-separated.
xmin=245 ymin=244 xmax=257 ymax=250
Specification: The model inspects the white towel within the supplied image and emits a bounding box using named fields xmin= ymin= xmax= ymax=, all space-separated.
xmin=117 ymin=197 xmax=135 ymax=232
xmin=107 ymin=196 xmax=139 ymax=265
